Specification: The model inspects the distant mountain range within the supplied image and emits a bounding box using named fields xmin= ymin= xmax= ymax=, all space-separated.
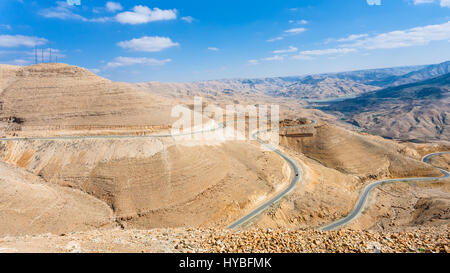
xmin=137 ymin=60 xmax=450 ymax=100
xmin=322 ymin=73 xmax=450 ymax=141
xmin=134 ymin=60 xmax=450 ymax=140
xmin=357 ymin=61 xmax=449 ymax=87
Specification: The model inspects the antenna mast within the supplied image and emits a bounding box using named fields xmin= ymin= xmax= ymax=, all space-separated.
xmin=34 ymin=46 xmax=38 ymax=64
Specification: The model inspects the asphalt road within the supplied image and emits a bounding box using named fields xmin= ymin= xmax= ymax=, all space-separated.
xmin=0 ymin=119 xmax=312 ymax=230
xmin=319 ymin=151 xmax=450 ymax=231
xmin=227 ymin=120 xmax=315 ymax=229
xmin=6 ymin=119 xmax=442 ymax=232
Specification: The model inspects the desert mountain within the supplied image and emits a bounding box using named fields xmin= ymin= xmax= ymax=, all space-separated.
xmin=0 ymin=63 xmax=175 ymax=129
xmin=0 ymin=63 xmax=291 ymax=232
xmin=371 ymin=61 xmax=450 ymax=87
xmin=135 ymin=61 xmax=449 ymax=101
xmin=323 ymin=73 xmax=450 ymax=141
xmin=0 ymin=160 xmax=114 ymax=236
xmin=135 ymin=75 xmax=379 ymax=101
xmin=321 ymin=65 xmax=426 ymax=86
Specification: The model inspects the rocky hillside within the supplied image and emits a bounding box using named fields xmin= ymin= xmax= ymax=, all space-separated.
xmin=384 ymin=61 xmax=450 ymax=87
xmin=135 ymin=76 xmax=379 ymax=101
xmin=0 ymin=63 xmax=291 ymax=234
xmin=0 ymin=227 xmax=448 ymax=253
xmin=323 ymin=73 xmax=450 ymax=141
xmin=0 ymin=63 xmax=175 ymax=128
xmin=135 ymin=61 xmax=450 ymax=101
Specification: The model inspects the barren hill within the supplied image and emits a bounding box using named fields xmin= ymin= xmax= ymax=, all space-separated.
xmin=0 ymin=160 xmax=114 ymax=236
xmin=382 ymin=61 xmax=450 ymax=87
xmin=0 ymin=63 xmax=175 ymax=129
xmin=0 ymin=63 xmax=290 ymax=231
xmin=134 ymin=76 xmax=378 ymax=101
xmin=323 ymin=73 xmax=450 ymax=140
xmin=134 ymin=61 xmax=450 ymax=102
xmin=251 ymin=123 xmax=444 ymax=230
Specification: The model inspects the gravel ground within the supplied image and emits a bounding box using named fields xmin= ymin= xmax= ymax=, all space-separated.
xmin=196 ymin=227 xmax=449 ymax=253
xmin=0 ymin=226 xmax=448 ymax=253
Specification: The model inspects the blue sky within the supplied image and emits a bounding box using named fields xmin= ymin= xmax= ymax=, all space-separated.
xmin=0 ymin=0 xmax=449 ymax=82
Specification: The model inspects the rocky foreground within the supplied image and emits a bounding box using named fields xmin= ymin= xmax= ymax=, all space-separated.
xmin=0 ymin=227 xmax=448 ymax=253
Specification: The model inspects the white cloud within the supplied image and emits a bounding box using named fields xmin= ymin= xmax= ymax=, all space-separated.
xmin=117 ymin=36 xmax=179 ymax=52
xmin=207 ymin=47 xmax=219 ymax=51
xmin=337 ymin=34 xmax=368 ymax=42
xmin=272 ymin=46 xmax=298 ymax=54
xmin=299 ymin=48 xmax=356 ymax=55
xmin=284 ymin=27 xmax=306 ymax=34
xmin=0 ymin=35 xmax=47 ymax=47
xmin=39 ymin=1 xmax=85 ymax=20
xmin=289 ymin=19 xmax=308 ymax=25
xmin=106 ymin=56 xmax=171 ymax=68
xmin=343 ymin=21 xmax=450 ymax=49
xmin=116 ymin=5 xmax=177 ymax=24
xmin=248 ymin=54 xmax=287 ymax=65
xmin=266 ymin=36 xmax=284 ymax=42
xmin=261 ymin=55 xmax=285 ymax=61
xmin=106 ymin=2 xmax=123 ymax=12
xmin=294 ymin=21 xmax=450 ymax=60
xmin=411 ymin=0 xmax=450 ymax=7
xmin=39 ymin=1 xmax=112 ymax=22
xmin=291 ymin=54 xmax=314 ymax=60
xmin=291 ymin=48 xmax=353 ymax=60
xmin=267 ymin=27 xmax=306 ymax=42
xmin=367 ymin=0 xmax=381 ymax=5
xmin=6 ymin=59 xmax=31 ymax=65
xmin=413 ymin=0 xmax=434 ymax=4
xmin=181 ymin=16 xmax=195 ymax=23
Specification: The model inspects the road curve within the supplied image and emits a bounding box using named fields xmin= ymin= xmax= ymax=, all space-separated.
xmin=0 ymin=119 xmax=312 ymax=230
xmin=2 ymin=120 xmax=446 ymax=231
xmin=227 ymin=121 xmax=315 ymax=229
xmin=319 ymin=152 xmax=450 ymax=231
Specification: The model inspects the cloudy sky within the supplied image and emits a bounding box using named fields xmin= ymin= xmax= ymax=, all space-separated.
xmin=0 ymin=0 xmax=449 ymax=82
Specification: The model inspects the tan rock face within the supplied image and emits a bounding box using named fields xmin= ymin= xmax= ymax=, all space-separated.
xmin=0 ymin=63 xmax=175 ymax=128
xmin=279 ymin=124 xmax=441 ymax=179
xmin=0 ymin=161 xmax=114 ymax=237
xmin=0 ymin=63 xmax=290 ymax=234
xmin=251 ymin=124 xmax=446 ymax=230
xmin=0 ymin=137 xmax=288 ymax=230
xmin=429 ymin=154 xmax=450 ymax=171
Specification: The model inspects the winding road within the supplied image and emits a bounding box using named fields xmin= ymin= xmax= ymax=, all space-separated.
xmin=1 ymin=120 xmax=448 ymax=231
xmin=1 ymin=119 xmax=312 ymax=230
xmin=319 ymin=151 xmax=450 ymax=231
xmin=226 ymin=134 xmax=302 ymax=229
xmin=227 ymin=121 xmax=315 ymax=229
